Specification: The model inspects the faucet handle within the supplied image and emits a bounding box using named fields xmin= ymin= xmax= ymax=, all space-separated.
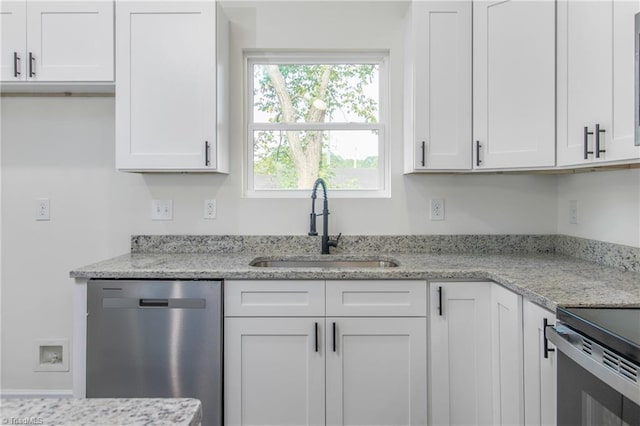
xmin=329 ymin=232 xmax=342 ymax=248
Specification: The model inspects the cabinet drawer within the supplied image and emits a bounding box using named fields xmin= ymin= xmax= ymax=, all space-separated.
xmin=224 ymin=280 xmax=324 ymax=317
xmin=326 ymin=281 xmax=427 ymax=317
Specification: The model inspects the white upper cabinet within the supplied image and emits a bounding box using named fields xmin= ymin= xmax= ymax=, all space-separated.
xmin=1 ymin=1 xmax=25 ymax=81
xmin=1 ymin=1 xmax=114 ymax=82
xmin=404 ymin=1 xmax=472 ymax=171
xmin=115 ymin=1 xmax=229 ymax=172
xmin=473 ymin=0 xmax=556 ymax=169
xmin=557 ymin=0 xmax=640 ymax=166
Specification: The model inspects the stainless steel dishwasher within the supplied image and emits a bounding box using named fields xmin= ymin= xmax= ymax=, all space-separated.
xmin=86 ymin=279 xmax=222 ymax=426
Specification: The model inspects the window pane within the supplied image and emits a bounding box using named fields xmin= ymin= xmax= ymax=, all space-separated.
xmin=253 ymin=130 xmax=380 ymax=190
xmin=253 ymin=64 xmax=379 ymax=124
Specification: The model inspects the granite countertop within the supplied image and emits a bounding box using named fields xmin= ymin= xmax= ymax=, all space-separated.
xmin=70 ymin=250 xmax=640 ymax=312
xmin=0 ymin=398 xmax=202 ymax=426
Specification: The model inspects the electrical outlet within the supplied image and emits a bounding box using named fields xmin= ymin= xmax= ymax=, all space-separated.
xmin=204 ymin=199 xmax=217 ymax=219
xmin=569 ymin=200 xmax=578 ymax=224
xmin=151 ymin=200 xmax=173 ymax=221
xmin=35 ymin=199 xmax=50 ymax=221
xmin=430 ymin=199 xmax=445 ymax=221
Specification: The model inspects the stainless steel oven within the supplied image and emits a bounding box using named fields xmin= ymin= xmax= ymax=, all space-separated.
xmin=547 ymin=307 xmax=640 ymax=425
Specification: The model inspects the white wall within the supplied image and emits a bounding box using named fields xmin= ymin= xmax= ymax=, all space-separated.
xmin=557 ymin=169 xmax=640 ymax=247
xmin=1 ymin=1 xmax=560 ymax=392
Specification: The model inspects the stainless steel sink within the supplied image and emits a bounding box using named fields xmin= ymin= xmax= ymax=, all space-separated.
xmin=249 ymin=258 xmax=399 ymax=268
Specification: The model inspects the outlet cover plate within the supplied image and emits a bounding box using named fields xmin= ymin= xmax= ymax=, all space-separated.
xmin=35 ymin=199 xmax=50 ymax=221
xmin=430 ymin=199 xmax=445 ymax=221
xmin=569 ymin=200 xmax=578 ymax=224
xmin=204 ymin=199 xmax=217 ymax=219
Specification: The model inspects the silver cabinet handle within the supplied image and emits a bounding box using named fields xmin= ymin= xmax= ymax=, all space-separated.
xmin=476 ymin=141 xmax=482 ymax=166
xmin=205 ymin=141 xmax=210 ymax=166
xmin=420 ymin=141 xmax=426 ymax=167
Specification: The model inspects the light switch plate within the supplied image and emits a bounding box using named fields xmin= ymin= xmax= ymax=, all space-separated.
xmin=151 ymin=200 xmax=173 ymax=221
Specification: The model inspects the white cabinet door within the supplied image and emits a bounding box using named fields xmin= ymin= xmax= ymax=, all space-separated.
xmin=1 ymin=1 xmax=26 ymax=81
xmin=404 ymin=1 xmax=472 ymax=171
xmin=224 ymin=317 xmax=325 ymax=426
xmin=557 ymin=0 xmax=640 ymax=166
xmin=523 ymin=300 xmax=557 ymax=426
xmin=115 ymin=1 xmax=219 ymax=171
xmin=473 ymin=0 xmax=555 ymax=169
xmin=25 ymin=1 xmax=113 ymax=81
xmin=491 ymin=284 xmax=524 ymax=426
xmin=429 ymin=281 xmax=493 ymax=426
xmin=325 ymin=317 xmax=427 ymax=426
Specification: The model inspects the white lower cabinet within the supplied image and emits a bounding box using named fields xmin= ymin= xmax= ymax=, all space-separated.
xmin=429 ymin=281 xmax=524 ymax=426
xmin=326 ymin=318 xmax=427 ymax=426
xmin=224 ymin=317 xmax=325 ymax=426
xmin=224 ymin=280 xmax=427 ymax=426
xmin=225 ymin=279 xmax=553 ymax=426
xmin=491 ymin=283 xmax=524 ymax=425
xmin=523 ymin=300 xmax=557 ymax=426
xmin=429 ymin=281 xmax=493 ymax=425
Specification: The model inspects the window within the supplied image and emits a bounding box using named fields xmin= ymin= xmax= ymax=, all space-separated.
xmin=245 ymin=52 xmax=389 ymax=197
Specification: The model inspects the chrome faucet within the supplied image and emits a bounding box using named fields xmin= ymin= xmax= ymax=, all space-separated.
xmin=308 ymin=178 xmax=341 ymax=254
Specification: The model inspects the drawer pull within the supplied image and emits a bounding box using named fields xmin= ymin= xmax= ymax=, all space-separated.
xmin=332 ymin=322 xmax=337 ymax=352
xmin=314 ymin=322 xmax=318 ymax=352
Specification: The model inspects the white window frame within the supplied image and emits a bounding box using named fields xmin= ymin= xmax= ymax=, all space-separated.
xmin=244 ymin=51 xmax=390 ymax=198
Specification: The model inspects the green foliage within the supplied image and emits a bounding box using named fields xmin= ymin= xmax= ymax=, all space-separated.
xmin=254 ymin=64 xmax=378 ymax=124
xmin=253 ymin=63 xmax=379 ymax=189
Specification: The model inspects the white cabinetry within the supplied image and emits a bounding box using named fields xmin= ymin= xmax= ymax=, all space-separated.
xmin=224 ymin=317 xmax=326 ymax=426
xmin=523 ymin=300 xmax=557 ymax=426
xmin=326 ymin=318 xmax=426 ymax=426
xmin=491 ymin=282 xmax=524 ymax=425
xmin=224 ymin=280 xmax=427 ymax=426
xmin=115 ymin=1 xmax=229 ymax=172
xmin=429 ymin=281 xmax=523 ymax=425
xmin=557 ymin=0 xmax=640 ymax=166
xmin=403 ymin=1 xmax=472 ymax=171
xmin=1 ymin=0 xmax=113 ymax=82
xmin=429 ymin=281 xmax=493 ymax=425
xmin=473 ymin=0 xmax=555 ymax=169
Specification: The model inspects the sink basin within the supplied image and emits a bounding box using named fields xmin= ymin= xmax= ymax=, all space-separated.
xmin=250 ymin=258 xmax=399 ymax=268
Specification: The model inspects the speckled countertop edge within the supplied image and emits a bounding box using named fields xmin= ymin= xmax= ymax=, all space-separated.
xmin=0 ymin=398 xmax=202 ymax=426
xmin=70 ymin=251 xmax=640 ymax=313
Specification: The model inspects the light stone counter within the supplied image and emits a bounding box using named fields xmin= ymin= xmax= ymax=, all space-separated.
xmin=71 ymin=249 xmax=640 ymax=312
xmin=0 ymin=398 xmax=202 ymax=426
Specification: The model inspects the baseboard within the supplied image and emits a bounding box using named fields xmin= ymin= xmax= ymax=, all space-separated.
xmin=0 ymin=389 xmax=73 ymax=399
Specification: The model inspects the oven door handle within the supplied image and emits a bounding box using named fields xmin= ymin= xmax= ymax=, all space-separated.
xmin=547 ymin=326 xmax=640 ymax=406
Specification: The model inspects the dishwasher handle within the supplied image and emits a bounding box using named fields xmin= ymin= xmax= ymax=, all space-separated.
xmin=102 ymin=297 xmax=206 ymax=309
xmin=139 ymin=299 xmax=169 ymax=307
